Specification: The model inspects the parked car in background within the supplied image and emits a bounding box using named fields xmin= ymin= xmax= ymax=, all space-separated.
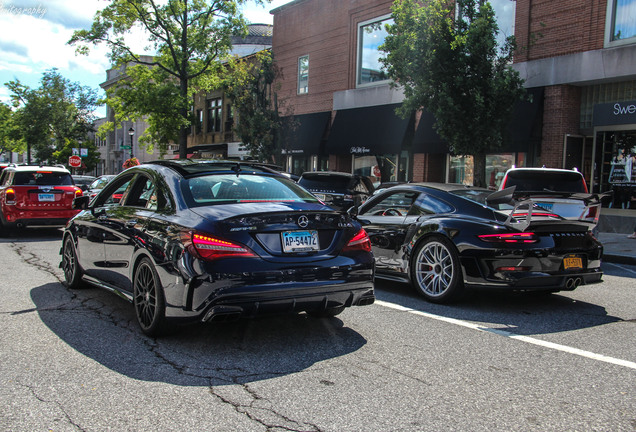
xmin=356 ymin=183 xmax=604 ymax=303
xmin=83 ymin=174 xmax=116 ymax=200
xmin=61 ymin=160 xmax=375 ymax=336
xmin=72 ymin=175 xmax=96 ymax=191
xmin=0 ymin=164 xmax=83 ymax=235
xmin=298 ymin=171 xmax=374 ymax=211
xmin=498 ymin=167 xmax=603 ymax=224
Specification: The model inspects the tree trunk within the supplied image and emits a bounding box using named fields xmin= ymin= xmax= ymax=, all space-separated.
xmin=178 ymin=76 xmax=189 ymax=159
xmin=473 ymin=152 xmax=486 ymax=188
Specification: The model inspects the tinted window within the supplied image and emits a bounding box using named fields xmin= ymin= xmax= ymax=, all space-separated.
xmin=299 ymin=176 xmax=351 ymax=190
xmin=504 ymin=171 xmax=587 ymax=193
xmin=186 ymin=174 xmax=319 ymax=206
xmin=13 ymin=171 xmax=73 ymax=186
xmin=410 ymin=194 xmax=453 ymax=215
xmin=360 ymin=191 xmax=420 ymax=216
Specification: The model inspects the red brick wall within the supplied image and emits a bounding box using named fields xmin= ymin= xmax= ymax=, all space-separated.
xmin=515 ymin=0 xmax=607 ymax=63
xmin=272 ymin=0 xmax=394 ymax=116
xmin=540 ymin=85 xmax=581 ymax=168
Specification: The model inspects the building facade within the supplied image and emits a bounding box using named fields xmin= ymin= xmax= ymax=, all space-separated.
xmin=187 ymin=24 xmax=273 ymax=160
xmin=271 ymin=0 xmax=530 ymax=188
xmin=513 ymin=0 xmax=636 ymax=208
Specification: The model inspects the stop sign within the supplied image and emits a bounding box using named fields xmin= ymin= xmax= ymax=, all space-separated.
xmin=69 ymin=155 xmax=82 ymax=168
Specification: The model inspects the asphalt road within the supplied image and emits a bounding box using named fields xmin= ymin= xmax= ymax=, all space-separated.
xmin=1 ymin=228 xmax=635 ymax=431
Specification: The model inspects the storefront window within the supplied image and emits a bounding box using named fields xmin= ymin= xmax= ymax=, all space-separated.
xmin=357 ymin=16 xmax=393 ymax=86
xmin=448 ymin=155 xmax=474 ymax=186
xmin=596 ymin=130 xmax=636 ymax=208
xmin=486 ymin=153 xmax=516 ymax=190
xmin=353 ymin=154 xmax=397 ymax=187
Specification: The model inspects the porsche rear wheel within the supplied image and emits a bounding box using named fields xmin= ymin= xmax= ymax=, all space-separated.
xmin=411 ymin=236 xmax=463 ymax=303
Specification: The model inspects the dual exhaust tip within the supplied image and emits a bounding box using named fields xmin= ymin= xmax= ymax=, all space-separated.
xmin=565 ymin=277 xmax=582 ymax=290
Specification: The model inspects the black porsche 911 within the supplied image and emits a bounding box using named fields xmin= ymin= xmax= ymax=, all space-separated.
xmin=356 ymin=183 xmax=605 ymax=303
xmin=60 ymin=160 xmax=375 ymax=336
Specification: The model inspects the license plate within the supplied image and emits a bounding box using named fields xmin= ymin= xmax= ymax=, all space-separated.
xmin=38 ymin=193 xmax=55 ymax=202
xmin=564 ymin=256 xmax=583 ymax=270
xmin=281 ymin=230 xmax=319 ymax=253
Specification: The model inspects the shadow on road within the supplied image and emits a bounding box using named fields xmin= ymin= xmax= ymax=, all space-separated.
xmin=375 ymin=279 xmax=622 ymax=336
xmin=0 ymin=227 xmax=63 ymax=243
xmin=29 ymin=282 xmax=368 ymax=387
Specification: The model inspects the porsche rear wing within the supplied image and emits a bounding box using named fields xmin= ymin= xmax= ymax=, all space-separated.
xmin=486 ymin=187 xmax=613 ymax=231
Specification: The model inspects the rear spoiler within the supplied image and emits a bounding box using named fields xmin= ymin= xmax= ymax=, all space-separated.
xmin=486 ymin=187 xmax=613 ymax=231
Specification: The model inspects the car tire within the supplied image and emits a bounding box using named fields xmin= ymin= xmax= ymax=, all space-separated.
xmin=133 ymin=257 xmax=168 ymax=337
xmin=61 ymin=235 xmax=84 ymax=289
xmin=410 ymin=236 xmax=463 ymax=303
xmin=308 ymin=306 xmax=345 ymax=318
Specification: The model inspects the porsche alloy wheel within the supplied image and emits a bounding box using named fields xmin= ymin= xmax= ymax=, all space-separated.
xmin=411 ymin=237 xmax=463 ymax=303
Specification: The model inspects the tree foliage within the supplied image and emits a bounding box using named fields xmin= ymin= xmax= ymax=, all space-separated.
xmin=4 ymin=69 xmax=100 ymax=169
xmin=223 ymin=50 xmax=285 ymax=163
xmin=0 ymin=102 xmax=24 ymax=157
xmin=382 ymin=0 xmax=526 ymax=186
xmin=69 ymin=0 xmax=262 ymax=158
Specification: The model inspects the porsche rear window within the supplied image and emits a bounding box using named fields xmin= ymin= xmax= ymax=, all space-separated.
xmin=13 ymin=171 xmax=73 ymax=186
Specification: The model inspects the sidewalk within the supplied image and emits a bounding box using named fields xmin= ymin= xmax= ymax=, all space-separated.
xmin=597 ymin=232 xmax=636 ymax=265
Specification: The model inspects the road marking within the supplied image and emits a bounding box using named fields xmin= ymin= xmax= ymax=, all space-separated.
xmin=605 ymin=262 xmax=636 ymax=277
xmin=375 ymin=299 xmax=636 ymax=371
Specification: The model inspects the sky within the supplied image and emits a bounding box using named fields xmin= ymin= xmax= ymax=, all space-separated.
xmin=0 ymin=0 xmax=294 ymax=116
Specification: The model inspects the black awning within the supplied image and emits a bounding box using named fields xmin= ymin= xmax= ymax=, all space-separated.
xmin=325 ymin=104 xmax=411 ymax=155
xmin=502 ymin=87 xmax=544 ymax=152
xmin=412 ymin=110 xmax=448 ymax=154
xmin=281 ymin=111 xmax=331 ymax=155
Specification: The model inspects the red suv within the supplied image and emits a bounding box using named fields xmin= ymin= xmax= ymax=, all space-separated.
xmin=0 ymin=164 xmax=83 ymax=234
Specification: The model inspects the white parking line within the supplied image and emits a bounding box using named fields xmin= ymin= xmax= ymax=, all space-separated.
xmin=605 ymin=261 xmax=636 ymax=277
xmin=375 ymin=300 xmax=636 ymax=371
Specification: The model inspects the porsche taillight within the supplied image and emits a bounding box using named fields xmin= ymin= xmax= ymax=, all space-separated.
xmin=343 ymin=229 xmax=372 ymax=252
xmin=5 ymin=188 xmax=15 ymax=204
xmin=478 ymin=232 xmax=539 ymax=244
xmin=191 ymin=233 xmax=256 ymax=261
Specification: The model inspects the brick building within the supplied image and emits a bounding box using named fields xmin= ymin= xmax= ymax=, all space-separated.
xmin=270 ymin=0 xmax=636 ymax=204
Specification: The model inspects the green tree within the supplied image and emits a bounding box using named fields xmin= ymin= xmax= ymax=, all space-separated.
xmin=223 ymin=50 xmax=286 ymax=163
xmin=0 ymin=102 xmax=25 ymax=158
xmin=382 ymin=0 xmax=526 ymax=186
xmin=69 ymin=0 xmax=264 ymax=158
xmin=5 ymin=69 xmax=99 ymax=167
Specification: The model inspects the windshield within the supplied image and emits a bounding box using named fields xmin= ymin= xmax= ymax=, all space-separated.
xmin=185 ymin=174 xmax=320 ymax=206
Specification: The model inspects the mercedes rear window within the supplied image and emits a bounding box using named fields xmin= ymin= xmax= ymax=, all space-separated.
xmin=13 ymin=171 xmax=73 ymax=186
xmin=298 ymin=176 xmax=352 ymax=190
xmin=185 ymin=174 xmax=320 ymax=206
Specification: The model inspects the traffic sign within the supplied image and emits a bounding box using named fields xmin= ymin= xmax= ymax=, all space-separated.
xmin=121 ymin=145 xmax=131 ymax=149
xmin=69 ymin=155 xmax=82 ymax=168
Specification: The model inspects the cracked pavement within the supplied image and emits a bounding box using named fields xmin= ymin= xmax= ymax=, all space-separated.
xmin=2 ymin=230 xmax=636 ymax=431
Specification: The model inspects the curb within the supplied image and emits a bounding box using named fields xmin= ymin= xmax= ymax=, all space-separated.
xmin=602 ymin=254 xmax=636 ymax=266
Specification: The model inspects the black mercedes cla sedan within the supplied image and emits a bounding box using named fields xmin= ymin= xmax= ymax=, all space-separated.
xmin=60 ymin=160 xmax=375 ymax=336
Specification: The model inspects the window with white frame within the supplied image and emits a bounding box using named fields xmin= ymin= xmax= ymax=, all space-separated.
xmin=606 ymin=0 xmax=636 ymax=46
xmin=298 ymin=55 xmax=309 ymax=94
xmin=357 ymin=16 xmax=393 ymax=87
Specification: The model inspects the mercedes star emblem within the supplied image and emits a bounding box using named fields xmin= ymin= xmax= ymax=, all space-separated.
xmin=297 ymin=215 xmax=309 ymax=228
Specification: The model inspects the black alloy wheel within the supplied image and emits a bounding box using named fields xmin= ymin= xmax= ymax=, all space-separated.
xmin=62 ymin=236 xmax=83 ymax=289
xmin=411 ymin=236 xmax=463 ymax=303
xmin=133 ymin=257 xmax=167 ymax=336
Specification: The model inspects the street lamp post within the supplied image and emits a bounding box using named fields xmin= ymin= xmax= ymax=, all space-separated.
xmin=128 ymin=127 xmax=134 ymax=159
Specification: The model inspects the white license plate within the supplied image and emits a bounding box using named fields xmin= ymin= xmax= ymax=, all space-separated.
xmin=38 ymin=193 xmax=55 ymax=202
xmin=281 ymin=230 xmax=319 ymax=253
